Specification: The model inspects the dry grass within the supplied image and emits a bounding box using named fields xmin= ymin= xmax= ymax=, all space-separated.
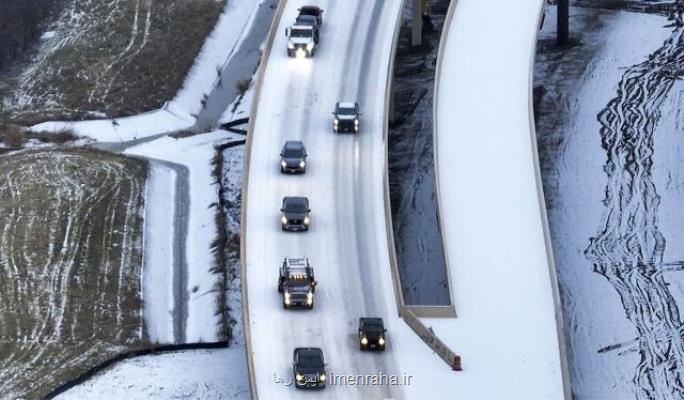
xmin=0 ymin=123 xmax=79 ymax=148
xmin=2 ymin=0 xmax=226 ymax=124
xmin=0 ymin=149 xmax=147 ymax=398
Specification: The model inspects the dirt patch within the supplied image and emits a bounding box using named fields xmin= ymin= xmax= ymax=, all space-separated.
xmin=0 ymin=0 xmax=226 ymax=125
xmin=0 ymin=148 xmax=147 ymax=398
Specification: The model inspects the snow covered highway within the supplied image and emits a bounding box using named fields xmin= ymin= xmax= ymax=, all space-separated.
xmin=243 ymin=0 xmax=412 ymax=398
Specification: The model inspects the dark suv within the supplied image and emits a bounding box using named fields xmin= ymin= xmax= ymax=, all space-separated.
xmin=280 ymin=140 xmax=307 ymax=174
xmin=281 ymin=197 xmax=310 ymax=231
xmin=298 ymin=5 xmax=324 ymax=27
xmin=293 ymin=347 xmax=327 ymax=389
xmin=333 ymin=102 xmax=360 ymax=133
xmin=358 ymin=317 xmax=387 ymax=351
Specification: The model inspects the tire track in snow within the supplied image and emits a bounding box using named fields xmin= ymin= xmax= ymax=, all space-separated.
xmin=585 ymin=5 xmax=684 ymax=399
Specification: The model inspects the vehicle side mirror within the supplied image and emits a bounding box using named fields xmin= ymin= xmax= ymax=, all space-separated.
xmin=280 ymin=208 xmax=285 ymax=212
xmin=285 ymin=27 xmax=290 ymax=36
xmin=384 ymin=329 xmax=387 ymax=332
xmin=307 ymin=209 xmax=311 ymax=212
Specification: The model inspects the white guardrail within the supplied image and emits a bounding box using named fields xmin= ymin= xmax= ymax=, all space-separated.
xmin=526 ymin=2 xmax=573 ymax=398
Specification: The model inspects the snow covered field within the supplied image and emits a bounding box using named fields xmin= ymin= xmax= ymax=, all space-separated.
xmin=29 ymin=0 xmax=270 ymax=142
xmin=0 ymin=149 xmax=147 ymax=399
xmin=56 ymin=347 xmax=249 ymax=400
xmin=430 ymin=0 xmax=568 ymax=397
xmin=0 ymin=0 xmax=226 ymax=124
xmin=535 ymin=4 xmax=684 ymax=398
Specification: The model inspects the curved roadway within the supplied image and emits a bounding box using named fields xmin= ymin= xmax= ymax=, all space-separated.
xmin=244 ymin=1 xmax=407 ymax=398
xmin=430 ymin=0 xmax=570 ymax=398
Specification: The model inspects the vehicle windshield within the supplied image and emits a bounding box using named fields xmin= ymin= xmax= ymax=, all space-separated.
xmin=291 ymin=28 xmax=312 ymax=38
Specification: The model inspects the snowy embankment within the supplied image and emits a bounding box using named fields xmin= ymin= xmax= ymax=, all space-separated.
xmin=535 ymin=5 xmax=683 ymax=398
xmin=126 ymin=131 xmax=236 ymax=343
xmin=30 ymin=0 xmax=264 ymax=142
xmin=429 ymin=0 xmax=568 ymax=398
xmin=56 ymin=347 xmax=249 ymax=400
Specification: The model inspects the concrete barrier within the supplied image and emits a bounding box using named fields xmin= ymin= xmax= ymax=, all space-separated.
xmin=431 ymin=0 xmax=459 ymax=316
xmin=527 ymin=2 xmax=572 ymax=398
xmin=400 ymin=307 xmax=462 ymax=370
xmin=238 ymin=0 xmax=288 ymax=398
xmin=383 ymin=0 xmax=461 ymax=370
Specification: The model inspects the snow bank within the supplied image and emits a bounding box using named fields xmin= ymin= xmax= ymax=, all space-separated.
xmin=56 ymin=347 xmax=249 ymax=399
xmin=171 ymin=0 xmax=264 ymax=116
xmin=127 ymin=131 xmax=234 ymax=342
xmin=31 ymin=106 xmax=194 ymax=143
xmin=430 ymin=0 xmax=567 ymax=398
xmin=142 ymin=163 xmax=177 ymax=344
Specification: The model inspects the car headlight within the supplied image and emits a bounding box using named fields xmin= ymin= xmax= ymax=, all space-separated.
xmin=355 ymin=119 xmax=359 ymax=126
xmin=281 ymin=160 xmax=287 ymax=168
xmin=334 ymin=119 xmax=338 ymax=126
xmin=307 ymin=291 xmax=313 ymax=304
xmin=361 ymin=337 xmax=368 ymax=345
xmin=299 ymin=160 xmax=305 ymax=168
xmin=296 ymin=373 xmax=303 ymax=382
xmin=284 ymin=292 xmax=291 ymax=304
xmin=281 ymin=215 xmax=288 ymax=224
xmin=304 ymin=216 xmax=310 ymax=225
xmin=306 ymin=42 xmax=314 ymax=50
xmin=288 ymin=42 xmax=294 ymax=49
xmin=378 ymin=337 xmax=385 ymax=345
xmin=319 ymin=373 xmax=326 ymax=382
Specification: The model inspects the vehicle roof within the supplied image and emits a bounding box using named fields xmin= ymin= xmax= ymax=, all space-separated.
xmin=284 ymin=266 xmax=311 ymax=276
xmin=283 ymin=140 xmax=305 ymax=150
xmin=337 ymin=101 xmax=357 ymax=109
xmin=291 ymin=24 xmax=314 ymax=30
xmin=294 ymin=347 xmax=323 ymax=357
xmin=283 ymin=196 xmax=309 ymax=206
xmin=285 ymin=257 xmax=308 ymax=266
xmin=299 ymin=5 xmax=323 ymax=12
xmin=360 ymin=317 xmax=384 ymax=327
